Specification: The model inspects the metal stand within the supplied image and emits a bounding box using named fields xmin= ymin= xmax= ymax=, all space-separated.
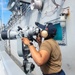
xmin=22 ymin=41 xmax=35 ymax=74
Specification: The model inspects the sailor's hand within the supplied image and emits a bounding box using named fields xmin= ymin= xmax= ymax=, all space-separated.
xmin=22 ymin=38 xmax=30 ymax=45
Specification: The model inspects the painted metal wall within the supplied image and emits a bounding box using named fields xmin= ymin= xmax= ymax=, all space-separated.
xmin=60 ymin=0 xmax=75 ymax=75
xmin=7 ymin=0 xmax=75 ymax=75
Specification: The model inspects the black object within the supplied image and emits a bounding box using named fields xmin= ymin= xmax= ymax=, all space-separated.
xmin=1 ymin=30 xmax=8 ymax=40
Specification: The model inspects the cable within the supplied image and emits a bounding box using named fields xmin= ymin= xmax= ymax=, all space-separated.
xmin=41 ymin=0 xmax=66 ymax=19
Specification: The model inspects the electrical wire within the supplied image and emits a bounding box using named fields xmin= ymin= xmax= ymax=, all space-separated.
xmin=41 ymin=0 xmax=66 ymax=19
xmin=51 ymin=0 xmax=60 ymax=7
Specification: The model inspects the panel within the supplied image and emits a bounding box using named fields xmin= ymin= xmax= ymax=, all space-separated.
xmin=45 ymin=18 xmax=67 ymax=46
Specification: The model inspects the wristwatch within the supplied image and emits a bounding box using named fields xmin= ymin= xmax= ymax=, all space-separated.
xmin=28 ymin=42 xmax=33 ymax=46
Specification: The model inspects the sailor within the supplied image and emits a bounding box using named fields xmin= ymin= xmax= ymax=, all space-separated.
xmin=22 ymin=23 xmax=65 ymax=75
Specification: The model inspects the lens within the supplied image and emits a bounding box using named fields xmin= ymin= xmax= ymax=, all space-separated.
xmin=1 ymin=30 xmax=8 ymax=40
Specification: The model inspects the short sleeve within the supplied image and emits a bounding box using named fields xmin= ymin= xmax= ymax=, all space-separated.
xmin=40 ymin=41 xmax=52 ymax=54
